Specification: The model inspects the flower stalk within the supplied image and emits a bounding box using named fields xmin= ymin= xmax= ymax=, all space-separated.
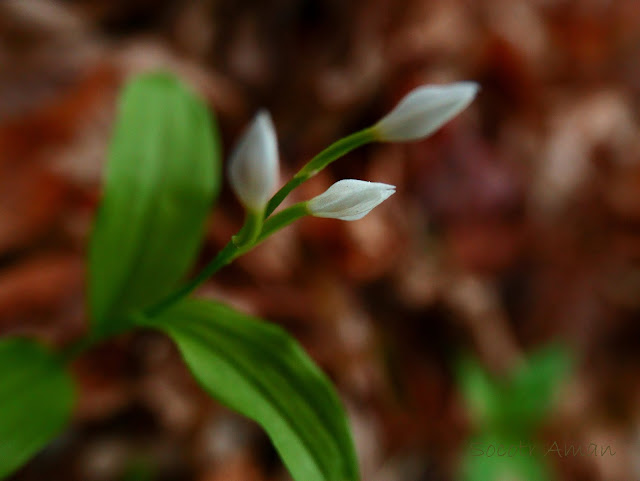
xmin=146 ymin=82 xmax=478 ymax=324
xmin=264 ymin=128 xmax=376 ymax=218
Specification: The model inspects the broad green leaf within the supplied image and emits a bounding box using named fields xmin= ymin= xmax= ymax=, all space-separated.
xmin=140 ymin=298 xmax=359 ymax=481
xmin=89 ymin=72 xmax=221 ymax=335
xmin=0 ymin=338 xmax=74 ymax=478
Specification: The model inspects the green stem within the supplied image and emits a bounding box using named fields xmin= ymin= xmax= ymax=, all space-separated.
xmin=62 ymin=315 xmax=134 ymax=361
xmin=148 ymin=129 xmax=378 ymax=318
xmin=257 ymin=202 xmax=309 ymax=242
xmin=62 ymin=336 xmax=95 ymax=362
xmin=232 ymin=209 xmax=263 ymax=247
xmin=145 ymin=203 xmax=309 ymax=316
xmin=264 ymin=128 xmax=376 ymax=218
xmin=145 ymin=241 xmax=238 ymax=316
xmin=65 ymin=130 xmax=373 ymax=360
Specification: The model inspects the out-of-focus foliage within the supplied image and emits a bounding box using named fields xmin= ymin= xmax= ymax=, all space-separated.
xmin=462 ymin=445 xmax=550 ymax=481
xmin=457 ymin=345 xmax=574 ymax=481
xmin=0 ymin=339 xmax=74 ymax=479
xmin=89 ymin=73 xmax=221 ymax=336
xmin=121 ymin=459 xmax=156 ymax=481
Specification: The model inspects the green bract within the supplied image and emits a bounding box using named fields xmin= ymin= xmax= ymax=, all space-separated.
xmin=139 ymin=298 xmax=359 ymax=481
xmin=0 ymin=339 xmax=74 ymax=479
xmin=89 ymin=73 xmax=221 ymax=335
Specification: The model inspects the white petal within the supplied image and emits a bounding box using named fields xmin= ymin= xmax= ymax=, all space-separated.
xmin=307 ymin=179 xmax=396 ymax=221
xmin=374 ymin=82 xmax=479 ymax=142
xmin=228 ymin=110 xmax=279 ymax=211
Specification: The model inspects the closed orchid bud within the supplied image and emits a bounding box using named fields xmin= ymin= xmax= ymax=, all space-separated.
xmin=307 ymin=179 xmax=396 ymax=221
xmin=228 ymin=111 xmax=279 ymax=212
xmin=373 ymin=82 xmax=479 ymax=142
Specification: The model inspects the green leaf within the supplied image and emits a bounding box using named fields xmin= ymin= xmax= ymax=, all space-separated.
xmin=0 ymin=338 xmax=74 ymax=478
xmin=457 ymin=345 xmax=574 ymax=438
xmin=503 ymin=344 xmax=573 ymax=429
xmin=265 ymin=129 xmax=375 ymax=218
xmin=89 ymin=72 xmax=221 ymax=335
xmin=461 ymin=435 xmax=552 ymax=481
xmin=456 ymin=355 xmax=501 ymax=427
xmin=140 ymin=298 xmax=359 ymax=481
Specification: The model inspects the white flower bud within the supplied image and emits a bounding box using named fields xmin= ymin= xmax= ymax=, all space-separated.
xmin=307 ymin=179 xmax=396 ymax=221
xmin=374 ymin=82 xmax=479 ymax=142
xmin=228 ymin=110 xmax=279 ymax=211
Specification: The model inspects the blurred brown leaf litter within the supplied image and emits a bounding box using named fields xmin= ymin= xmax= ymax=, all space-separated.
xmin=1 ymin=0 xmax=640 ymax=480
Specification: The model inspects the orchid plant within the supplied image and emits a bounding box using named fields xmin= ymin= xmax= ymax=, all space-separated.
xmin=0 ymin=73 xmax=478 ymax=481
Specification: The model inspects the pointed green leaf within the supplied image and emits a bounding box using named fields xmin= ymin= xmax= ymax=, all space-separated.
xmin=0 ymin=338 xmax=74 ymax=478
xmin=140 ymin=299 xmax=359 ymax=481
xmin=89 ymin=73 xmax=221 ymax=335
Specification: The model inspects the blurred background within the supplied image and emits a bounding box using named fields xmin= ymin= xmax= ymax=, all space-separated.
xmin=1 ymin=0 xmax=640 ymax=480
